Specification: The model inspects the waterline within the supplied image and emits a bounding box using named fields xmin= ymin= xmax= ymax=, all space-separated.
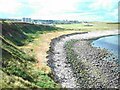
xmin=92 ymin=34 xmax=120 ymax=61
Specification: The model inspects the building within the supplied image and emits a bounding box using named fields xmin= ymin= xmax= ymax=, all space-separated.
xmin=22 ymin=18 xmax=32 ymax=23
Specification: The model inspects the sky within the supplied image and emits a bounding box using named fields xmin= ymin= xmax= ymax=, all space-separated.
xmin=0 ymin=0 xmax=119 ymax=21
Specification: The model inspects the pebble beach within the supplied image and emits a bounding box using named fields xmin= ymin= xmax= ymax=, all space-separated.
xmin=47 ymin=30 xmax=119 ymax=88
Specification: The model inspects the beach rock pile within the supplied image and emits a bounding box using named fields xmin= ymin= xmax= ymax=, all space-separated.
xmin=71 ymin=40 xmax=119 ymax=88
xmin=47 ymin=32 xmax=87 ymax=88
xmin=47 ymin=31 xmax=119 ymax=89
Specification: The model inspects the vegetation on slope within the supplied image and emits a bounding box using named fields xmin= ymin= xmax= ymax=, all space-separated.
xmin=2 ymin=21 xmax=58 ymax=46
xmin=1 ymin=22 xmax=60 ymax=88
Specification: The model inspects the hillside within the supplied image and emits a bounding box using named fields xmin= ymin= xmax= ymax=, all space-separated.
xmin=1 ymin=21 xmax=60 ymax=88
xmin=2 ymin=22 xmax=58 ymax=46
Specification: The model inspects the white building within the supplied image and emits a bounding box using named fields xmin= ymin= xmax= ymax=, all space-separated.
xmin=22 ymin=18 xmax=32 ymax=23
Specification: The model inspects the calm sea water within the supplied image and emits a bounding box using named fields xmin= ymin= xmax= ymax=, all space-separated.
xmin=92 ymin=34 xmax=120 ymax=59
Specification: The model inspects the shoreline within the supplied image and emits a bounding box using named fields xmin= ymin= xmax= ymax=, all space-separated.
xmin=47 ymin=30 xmax=119 ymax=88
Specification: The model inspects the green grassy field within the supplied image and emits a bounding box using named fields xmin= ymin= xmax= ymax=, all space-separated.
xmin=55 ymin=22 xmax=118 ymax=31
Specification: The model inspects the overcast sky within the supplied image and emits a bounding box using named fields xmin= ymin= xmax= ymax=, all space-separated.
xmin=0 ymin=0 xmax=119 ymax=21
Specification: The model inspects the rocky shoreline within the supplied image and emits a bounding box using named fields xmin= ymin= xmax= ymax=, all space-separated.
xmin=47 ymin=30 xmax=119 ymax=88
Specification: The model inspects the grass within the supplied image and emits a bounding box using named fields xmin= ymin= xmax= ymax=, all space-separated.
xmin=1 ymin=21 xmax=119 ymax=88
xmin=55 ymin=22 xmax=118 ymax=31
xmin=18 ymin=22 xmax=119 ymax=76
xmin=1 ymin=22 xmax=61 ymax=88
xmin=19 ymin=30 xmax=84 ymax=72
xmin=21 ymin=22 xmax=119 ymax=71
xmin=2 ymin=21 xmax=59 ymax=46
xmin=1 ymin=36 xmax=60 ymax=88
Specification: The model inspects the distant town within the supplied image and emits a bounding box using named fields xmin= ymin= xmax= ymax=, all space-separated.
xmin=0 ymin=17 xmax=88 ymax=25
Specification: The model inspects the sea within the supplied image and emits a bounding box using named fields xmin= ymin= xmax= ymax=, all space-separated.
xmin=92 ymin=34 xmax=120 ymax=62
